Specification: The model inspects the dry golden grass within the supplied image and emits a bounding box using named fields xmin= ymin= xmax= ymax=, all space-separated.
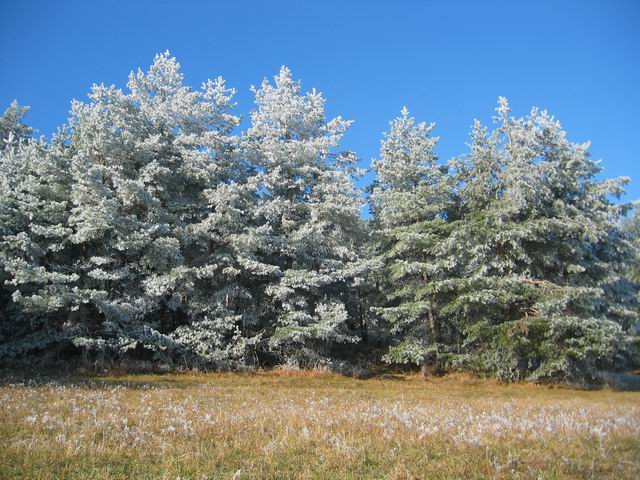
xmin=1 ymin=371 xmax=638 ymax=479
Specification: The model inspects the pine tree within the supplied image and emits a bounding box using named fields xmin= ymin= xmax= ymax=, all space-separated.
xmin=1 ymin=64 xmax=636 ymax=381
xmin=0 ymin=101 xmax=32 ymax=145
xmin=2 ymin=53 xmax=257 ymax=367
xmin=243 ymin=67 xmax=366 ymax=366
xmin=0 ymin=101 xmax=33 ymax=321
xmin=441 ymin=99 xmax=637 ymax=382
xmin=370 ymin=108 xmax=454 ymax=372
xmin=373 ymin=99 xmax=638 ymax=383
xmin=0 ymin=127 xmax=74 ymax=361
xmin=623 ymin=210 xmax=640 ymax=285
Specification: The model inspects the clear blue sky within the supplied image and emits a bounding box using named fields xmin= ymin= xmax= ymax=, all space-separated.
xmin=1 ymin=0 xmax=639 ymax=202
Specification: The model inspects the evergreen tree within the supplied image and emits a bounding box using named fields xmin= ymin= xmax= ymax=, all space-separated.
xmin=623 ymin=210 xmax=640 ymax=285
xmin=375 ymin=98 xmax=638 ymax=382
xmin=456 ymin=99 xmax=637 ymax=381
xmin=370 ymin=108 xmax=455 ymax=372
xmin=0 ymin=101 xmax=32 ymax=144
xmin=0 ymin=101 xmax=33 ymax=322
xmin=0 ymin=128 xmax=73 ymax=361
xmin=244 ymin=67 xmax=366 ymax=366
xmin=1 ymin=60 xmax=636 ymax=381
xmin=1 ymin=53 xmax=257 ymax=367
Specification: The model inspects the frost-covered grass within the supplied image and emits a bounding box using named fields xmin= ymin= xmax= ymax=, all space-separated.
xmin=1 ymin=372 xmax=638 ymax=479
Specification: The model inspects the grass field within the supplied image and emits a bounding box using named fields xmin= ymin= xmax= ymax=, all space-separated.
xmin=0 ymin=371 xmax=638 ymax=479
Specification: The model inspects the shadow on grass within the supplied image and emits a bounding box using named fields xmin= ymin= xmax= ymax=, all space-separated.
xmin=0 ymin=370 xmax=198 ymax=390
xmin=2 ymin=366 xmax=639 ymax=391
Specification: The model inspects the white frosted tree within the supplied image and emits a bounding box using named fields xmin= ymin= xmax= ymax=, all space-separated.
xmin=243 ymin=67 xmax=366 ymax=366
xmin=370 ymin=108 xmax=454 ymax=371
xmin=437 ymin=99 xmax=636 ymax=381
xmin=2 ymin=53 xmax=259 ymax=367
xmin=0 ymin=126 xmax=74 ymax=361
xmin=1 ymin=65 xmax=636 ymax=381
xmin=450 ymin=99 xmax=638 ymax=381
xmin=623 ymin=210 xmax=640 ymax=285
xmin=373 ymin=99 xmax=638 ymax=382
xmin=0 ymin=101 xmax=32 ymax=145
xmin=0 ymin=101 xmax=33 ymax=315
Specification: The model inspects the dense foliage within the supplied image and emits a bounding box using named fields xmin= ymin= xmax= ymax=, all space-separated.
xmin=1 ymin=53 xmax=637 ymax=382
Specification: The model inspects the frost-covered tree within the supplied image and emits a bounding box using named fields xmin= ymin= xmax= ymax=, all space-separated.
xmin=455 ymin=100 xmax=637 ymax=381
xmin=369 ymin=108 xmax=455 ymax=371
xmin=1 ymin=62 xmax=636 ymax=381
xmin=0 ymin=102 xmax=54 ymax=359
xmin=0 ymin=101 xmax=33 ymax=317
xmin=2 ymin=53 xmax=259 ymax=367
xmin=0 ymin=101 xmax=32 ymax=145
xmin=0 ymin=128 xmax=73 ymax=361
xmin=623 ymin=210 xmax=640 ymax=285
xmin=243 ymin=67 xmax=366 ymax=366
xmin=0 ymin=101 xmax=36 ymax=264
xmin=447 ymin=99 xmax=635 ymax=381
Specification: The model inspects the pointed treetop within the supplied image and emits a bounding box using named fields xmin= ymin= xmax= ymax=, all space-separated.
xmin=128 ymin=50 xmax=184 ymax=99
xmin=496 ymin=96 xmax=511 ymax=119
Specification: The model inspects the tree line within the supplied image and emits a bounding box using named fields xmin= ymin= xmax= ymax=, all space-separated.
xmin=1 ymin=53 xmax=638 ymax=383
